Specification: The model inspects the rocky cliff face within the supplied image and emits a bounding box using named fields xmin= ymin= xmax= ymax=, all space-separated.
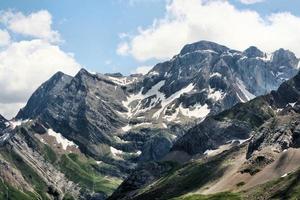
xmin=172 ymin=71 xmax=300 ymax=157
xmin=109 ymin=72 xmax=300 ymax=200
xmin=0 ymin=114 xmax=8 ymax=132
xmin=15 ymin=41 xmax=300 ymax=164
xmin=1 ymin=40 xmax=299 ymax=199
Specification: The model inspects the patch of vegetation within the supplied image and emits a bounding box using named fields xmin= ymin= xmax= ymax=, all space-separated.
xmin=173 ymin=192 xmax=241 ymax=200
xmin=42 ymin=144 xmax=57 ymax=164
xmin=59 ymin=153 xmax=121 ymax=196
xmin=0 ymin=148 xmax=49 ymax=199
xmin=243 ymin=168 xmax=300 ymax=200
xmin=63 ymin=193 xmax=75 ymax=200
xmin=133 ymin=147 xmax=241 ymax=200
xmin=0 ymin=180 xmax=39 ymax=200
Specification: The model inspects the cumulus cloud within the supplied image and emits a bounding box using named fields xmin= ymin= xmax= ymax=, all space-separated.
xmin=116 ymin=42 xmax=130 ymax=56
xmin=0 ymin=10 xmax=80 ymax=119
xmin=0 ymin=103 xmax=25 ymax=120
xmin=131 ymin=65 xmax=152 ymax=75
xmin=118 ymin=0 xmax=300 ymax=61
xmin=0 ymin=29 xmax=10 ymax=46
xmin=0 ymin=39 xmax=80 ymax=119
xmin=239 ymin=0 xmax=265 ymax=4
xmin=0 ymin=10 xmax=61 ymax=43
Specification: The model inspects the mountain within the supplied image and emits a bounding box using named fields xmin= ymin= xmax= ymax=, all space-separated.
xmin=0 ymin=40 xmax=299 ymax=199
xmin=15 ymin=41 xmax=300 ymax=164
xmin=0 ymin=114 xmax=8 ymax=132
xmin=109 ymin=71 xmax=300 ymax=200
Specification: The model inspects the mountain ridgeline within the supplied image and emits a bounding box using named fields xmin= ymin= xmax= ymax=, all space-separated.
xmin=0 ymin=40 xmax=299 ymax=199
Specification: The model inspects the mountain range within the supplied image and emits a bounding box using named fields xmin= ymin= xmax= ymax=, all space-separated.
xmin=0 ymin=41 xmax=300 ymax=199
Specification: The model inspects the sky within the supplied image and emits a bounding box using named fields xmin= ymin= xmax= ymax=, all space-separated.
xmin=0 ymin=0 xmax=300 ymax=119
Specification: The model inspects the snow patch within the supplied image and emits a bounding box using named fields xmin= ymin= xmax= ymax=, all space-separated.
xmin=110 ymin=146 xmax=124 ymax=159
xmin=257 ymin=53 xmax=273 ymax=62
xmin=148 ymin=71 xmax=159 ymax=76
xmin=180 ymin=49 xmax=218 ymax=58
xmin=121 ymin=122 xmax=152 ymax=132
xmin=207 ymin=87 xmax=224 ymax=101
xmin=210 ymin=72 xmax=222 ymax=78
xmin=122 ymin=124 xmax=132 ymax=132
xmin=122 ymin=80 xmax=165 ymax=118
xmin=162 ymin=123 xmax=167 ymax=128
xmin=108 ymin=76 xmax=138 ymax=86
xmin=231 ymin=138 xmax=251 ymax=145
xmin=236 ymin=78 xmax=255 ymax=101
xmin=289 ymin=102 xmax=297 ymax=107
xmin=48 ymin=129 xmax=78 ymax=150
xmin=9 ymin=119 xmax=30 ymax=129
xmin=179 ymin=103 xmax=210 ymax=119
xmin=204 ymin=149 xmax=217 ymax=156
xmin=4 ymin=122 xmax=10 ymax=128
xmin=153 ymin=83 xmax=195 ymax=119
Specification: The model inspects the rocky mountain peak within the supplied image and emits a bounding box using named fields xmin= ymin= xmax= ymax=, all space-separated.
xmin=105 ymin=72 xmax=124 ymax=78
xmin=179 ymin=40 xmax=229 ymax=55
xmin=16 ymin=71 xmax=73 ymax=120
xmin=272 ymin=48 xmax=299 ymax=67
xmin=243 ymin=46 xmax=265 ymax=58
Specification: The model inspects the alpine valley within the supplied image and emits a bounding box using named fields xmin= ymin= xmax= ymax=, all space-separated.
xmin=1 ymin=41 xmax=300 ymax=200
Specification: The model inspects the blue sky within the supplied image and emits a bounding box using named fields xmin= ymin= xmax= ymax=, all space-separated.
xmin=0 ymin=0 xmax=299 ymax=75
xmin=0 ymin=0 xmax=166 ymax=74
xmin=1 ymin=0 xmax=300 ymax=118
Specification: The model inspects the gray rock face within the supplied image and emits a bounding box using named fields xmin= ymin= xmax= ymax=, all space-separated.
xmin=0 ymin=114 xmax=8 ymax=132
xmin=14 ymin=41 xmax=300 ymax=176
xmin=172 ymin=118 xmax=251 ymax=155
xmin=17 ymin=69 xmax=130 ymax=159
xmin=173 ymin=71 xmax=300 ymax=157
xmin=246 ymin=73 xmax=300 ymax=157
xmin=131 ymin=40 xmax=299 ymax=125
xmin=108 ymin=162 xmax=174 ymax=200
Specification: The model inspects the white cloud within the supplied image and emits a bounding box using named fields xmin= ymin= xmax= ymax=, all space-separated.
xmin=239 ymin=0 xmax=265 ymax=4
xmin=131 ymin=65 xmax=152 ymax=75
xmin=119 ymin=0 xmax=163 ymax=6
xmin=0 ymin=10 xmax=61 ymax=43
xmin=0 ymin=29 xmax=10 ymax=46
xmin=0 ymin=39 xmax=80 ymax=103
xmin=0 ymin=10 xmax=81 ymax=119
xmin=0 ymin=103 xmax=25 ymax=120
xmin=116 ymin=42 xmax=130 ymax=56
xmin=118 ymin=0 xmax=300 ymax=61
xmin=0 ymin=39 xmax=80 ymax=119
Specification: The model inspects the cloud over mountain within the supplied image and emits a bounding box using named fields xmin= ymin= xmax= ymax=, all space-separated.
xmin=118 ymin=0 xmax=300 ymax=61
xmin=0 ymin=10 xmax=80 ymax=119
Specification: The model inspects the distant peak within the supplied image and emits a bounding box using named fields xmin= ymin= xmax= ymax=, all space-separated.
xmin=75 ymin=68 xmax=97 ymax=79
xmin=52 ymin=71 xmax=66 ymax=78
xmin=243 ymin=46 xmax=264 ymax=58
xmin=273 ymin=48 xmax=296 ymax=59
xmin=105 ymin=72 xmax=123 ymax=78
xmin=180 ymin=40 xmax=229 ymax=55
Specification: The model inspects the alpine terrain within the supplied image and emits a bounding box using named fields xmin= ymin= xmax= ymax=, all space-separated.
xmin=0 ymin=41 xmax=300 ymax=199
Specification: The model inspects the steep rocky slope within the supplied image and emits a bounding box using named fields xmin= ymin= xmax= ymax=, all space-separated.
xmin=172 ymin=69 xmax=300 ymax=156
xmin=0 ymin=40 xmax=299 ymax=199
xmin=15 ymin=41 xmax=300 ymax=165
xmin=0 ymin=114 xmax=8 ymax=132
xmin=109 ymin=71 xmax=300 ymax=200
